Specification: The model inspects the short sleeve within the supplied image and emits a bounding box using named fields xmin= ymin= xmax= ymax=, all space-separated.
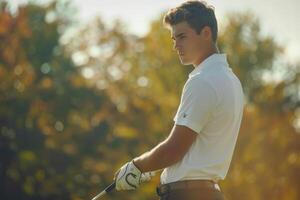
xmin=173 ymin=77 xmax=217 ymax=134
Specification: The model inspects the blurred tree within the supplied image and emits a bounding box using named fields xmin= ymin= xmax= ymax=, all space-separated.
xmin=0 ymin=1 xmax=113 ymax=199
xmin=0 ymin=1 xmax=299 ymax=200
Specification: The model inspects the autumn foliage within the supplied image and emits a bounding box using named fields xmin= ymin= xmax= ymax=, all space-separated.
xmin=0 ymin=1 xmax=299 ymax=200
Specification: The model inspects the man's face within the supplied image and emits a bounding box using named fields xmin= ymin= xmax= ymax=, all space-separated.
xmin=171 ymin=21 xmax=208 ymax=66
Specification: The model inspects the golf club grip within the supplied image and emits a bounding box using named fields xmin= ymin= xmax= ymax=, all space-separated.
xmin=105 ymin=182 xmax=116 ymax=193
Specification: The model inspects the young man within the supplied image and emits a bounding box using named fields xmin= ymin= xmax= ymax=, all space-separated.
xmin=114 ymin=1 xmax=244 ymax=199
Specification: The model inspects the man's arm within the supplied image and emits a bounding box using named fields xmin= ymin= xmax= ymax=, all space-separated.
xmin=133 ymin=124 xmax=198 ymax=173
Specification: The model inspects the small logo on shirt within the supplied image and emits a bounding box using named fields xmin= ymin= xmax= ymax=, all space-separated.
xmin=183 ymin=113 xmax=187 ymax=118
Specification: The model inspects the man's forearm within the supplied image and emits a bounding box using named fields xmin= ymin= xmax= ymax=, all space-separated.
xmin=133 ymin=140 xmax=181 ymax=173
xmin=133 ymin=125 xmax=197 ymax=173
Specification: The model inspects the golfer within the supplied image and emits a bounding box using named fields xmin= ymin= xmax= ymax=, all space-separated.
xmin=114 ymin=1 xmax=244 ymax=199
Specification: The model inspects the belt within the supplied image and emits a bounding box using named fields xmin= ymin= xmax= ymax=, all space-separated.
xmin=156 ymin=180 xmax=220 ymax=196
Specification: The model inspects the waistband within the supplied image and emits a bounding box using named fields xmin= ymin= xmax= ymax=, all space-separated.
xmin=156 ymin=180 xmax=221 ymax=197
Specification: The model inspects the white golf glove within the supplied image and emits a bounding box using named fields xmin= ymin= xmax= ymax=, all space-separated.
xmin=115 ymin=161 xmax=155 ymax=191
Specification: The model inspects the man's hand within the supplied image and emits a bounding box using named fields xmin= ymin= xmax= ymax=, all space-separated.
xmin=114 ymin=161 xmax=142 ymax=191
xmin=114 ymin=161 xmax=156 ymax=191
xmin=140 ymin=171 xmax=155 ymax=182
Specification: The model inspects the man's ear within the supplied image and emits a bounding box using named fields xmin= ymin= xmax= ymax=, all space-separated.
xmin=201 ymin=26 xmax=212 ymax=40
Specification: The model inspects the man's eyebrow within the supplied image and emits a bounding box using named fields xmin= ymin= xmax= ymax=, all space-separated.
xmin=171 ymin=32 xmax=186 ymax=40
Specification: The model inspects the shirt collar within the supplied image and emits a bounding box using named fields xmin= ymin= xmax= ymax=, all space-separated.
xmin=189 ymin=53 xmax=229 ymax=78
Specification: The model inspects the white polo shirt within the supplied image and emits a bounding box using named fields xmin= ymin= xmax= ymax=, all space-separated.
xmin=161 ymin=53 xmax=244 ymax=184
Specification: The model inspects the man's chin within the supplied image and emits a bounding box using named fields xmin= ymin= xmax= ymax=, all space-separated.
xmin=180 ymin=59 xmax=192 ymax=65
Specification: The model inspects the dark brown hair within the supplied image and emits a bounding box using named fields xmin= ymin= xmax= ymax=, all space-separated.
xmin=163 ymin=0 xmax=218 ymax=42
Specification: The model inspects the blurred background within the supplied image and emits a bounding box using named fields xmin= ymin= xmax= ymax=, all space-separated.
xmin=0 ymin=0 xmax=299 ymax=199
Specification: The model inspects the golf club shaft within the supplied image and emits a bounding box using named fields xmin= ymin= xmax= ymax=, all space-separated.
xmin=92 ymin=182 xmax=116 ymax=200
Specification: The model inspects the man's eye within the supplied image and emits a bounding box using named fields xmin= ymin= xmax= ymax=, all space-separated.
xmin=172 ymin=36 xmax=185 ymax=41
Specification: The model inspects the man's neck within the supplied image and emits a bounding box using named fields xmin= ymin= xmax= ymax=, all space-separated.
xmin=193 ymin=45 xmax=219 ymax=68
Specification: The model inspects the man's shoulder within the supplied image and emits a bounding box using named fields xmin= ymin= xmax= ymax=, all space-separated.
xmin=186 ymin=73 xmax=215 ymax=90
xmin=183 ymin=75 xmax=218 ymax=100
